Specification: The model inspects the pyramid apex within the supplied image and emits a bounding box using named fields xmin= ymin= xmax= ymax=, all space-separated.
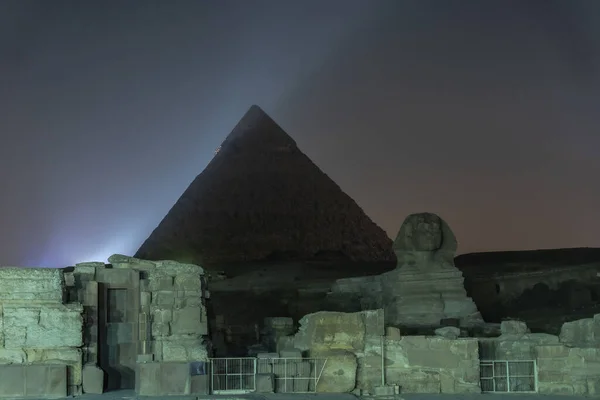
xmin=220 ymin=104 xmax=296 ymax=151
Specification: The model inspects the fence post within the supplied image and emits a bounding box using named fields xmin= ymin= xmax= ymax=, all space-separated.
xmin=505 ymin=361 xmax=510 ymax=392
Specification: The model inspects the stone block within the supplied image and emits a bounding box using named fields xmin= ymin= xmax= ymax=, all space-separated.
xmin=256 ymin=373 xmax=275 ymax=393
xmin=373 ymin=385 xmax=396 ymax=396
xmin=82 ymin=364 xmax=104 ymax=394
xmin=295 ymin=311 xmax=367 ymax=353
xmin=386 ymin=326 xmax=401 ymax=340
xmin=0 ymin=364 xmax=68 ymax=398
xmin=161 ymin=338 xmax=208 ymax=362
xmin=0 ymin=364 xmax=26 ymax=397
xmin=160 ymin=362 xmax=191 ymax=395
xmin=500 ymin=320 xmax=529 ymax=335
xmin=171 ymin=306 xmax=203 ymax=335
xmin=0 ymin=268 xmax=64 ymax=303
xmin=152 ymin=291 xmax=175 ymax=306
xmin=3 ymin=305 xmax=83 ymax=349
xmin=293 ymin=377 xmax=311 ymax=392
xmin=536 ymin=344 xmax=570 ymax=358
xmin=190 ymin=374 xmax=209 ymax=394
xmin=295 ymin=361 xmax=311 ymax=377
xmin=24 ymin=348 xmax=83 ymax=387
xmin=136 ymin=362 xmax=161 ymax=395
xmin=362 ymin=309 xmax=385 ymax=336
xmin=559 ymin=317 xmax=596 ymax=347
xmin=74 ymin=264 xmax=98 ymax=276
xmin=279 ymin=349 xmax=302 ymax=358
xmin=82 ymin=281 xmax=98 ymax=306
xmin=435 ymin=326 xmax=460 ymax=339
xmin=29 ymin=364 xmax=68 ymax=398
xmin=257 ymin=352 xmax=279 ymax=359
xmin=174 ymin=274 xmax=202 ymax=291
xmin=140 ymin=291 xmax=151 ymax=310
xmin=137 ymin=354 xmax=154 ymax=363
xmin=98 ymin=268 xmax=138 ymax=286
xmin=257 ymin=360 xmax=272 ymax=373
xmin=0 ymin=348 xmax=26 ymax=364
xmin=314 ymin=350 xmax=357 ymax=393
xmin=149 ymin=275 xmax=174 ymax=291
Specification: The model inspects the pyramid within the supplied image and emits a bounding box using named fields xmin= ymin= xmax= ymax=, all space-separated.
xmin=135 ymin=105 xmax=394 ymax=266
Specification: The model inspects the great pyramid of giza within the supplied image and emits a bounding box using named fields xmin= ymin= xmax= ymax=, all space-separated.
xmin=135 ymin=105 xmax=394 ymax=266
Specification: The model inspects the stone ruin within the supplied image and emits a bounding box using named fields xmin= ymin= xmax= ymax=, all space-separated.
xmin=0 ymin=255 xmax=211 ymax=398
xmin=328 ymin=212 xmax=483 ymax=330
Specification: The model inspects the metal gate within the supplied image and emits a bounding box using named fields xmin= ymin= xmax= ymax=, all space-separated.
xmin=210 ymin=358 xmax=256 ymax=394
xmin=256 ymin=357 xmax=327 ymax=393
xmin=480 ymin=360 xmax=538 ymax=393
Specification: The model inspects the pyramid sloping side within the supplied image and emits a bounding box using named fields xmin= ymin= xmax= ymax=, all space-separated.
xmin=135 ymin=105 xmax=394 ymax=266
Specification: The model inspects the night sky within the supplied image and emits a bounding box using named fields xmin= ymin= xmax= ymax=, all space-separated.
xmin=1 ymin=0 xmax=599 ymax=268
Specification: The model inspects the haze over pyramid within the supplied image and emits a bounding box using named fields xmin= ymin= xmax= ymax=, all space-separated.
xmin=135 ymin=105 xmax=394 ymax=266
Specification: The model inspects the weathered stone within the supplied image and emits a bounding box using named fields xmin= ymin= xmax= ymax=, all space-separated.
xmin=82 ymin=364 xmax=104 ymax=394
xmin=314 ymin=350 xmax=357 ymax=393
xmin=161 ymin=338 xmax=209 ymax=362
xmin=559 ymin=316 xmax=597 ymax=347
xmin=293 ymin=310 xmax=371 ymax=353
xmin=3 ymin=304 xmax=83 ymax=349
xmin=0 ymin=268 xmax=64 ymax=303
xmin=500 ymin=320 xmax=529 ymax=335
xmin=435 ymin=326 xmax=460 ymax=339
xmin=256 ymin=373 xmax=275 ymax=393
xmin=386 ymin=326 xmax=401 ymax=340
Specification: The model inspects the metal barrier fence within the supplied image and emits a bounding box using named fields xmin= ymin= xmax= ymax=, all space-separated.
xmin=210 ymin=358 xmax=256 ymax=394
xmin=480 ymin=360 xmax=538 ymax=393
xmin=256 ymin=357 xmax=327 ymax=393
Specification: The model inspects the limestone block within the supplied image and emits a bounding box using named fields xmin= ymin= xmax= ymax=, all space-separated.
xmin=108 ymin=254 xmax=157 ymax=271
xmin=279 ymin=349 xmax=302 ymax=358
xmin=559 ymin=317 xmax=596 ymax=347
xmin=3 ymin=305 xmax=83 ymax=349
xmin=24 ymin=348 xmax=83 ymax=387
xmin=314 ymin=350 xmax=357 ymax=393
xmin=174 ymin=274 xmax=202 ymax=291
xmin=135 ymin=362 xmax=161 ymax=396
xmin=257 ymin=352 xmax=279 ymax=359
xmin=256 ymin=373 xmax=275 ymax=393
xmin=500 ymin=320 xmax=529 ymax=335
xmin=152 ymin=291 xmax=175 ymax=306
xmin=82 ymin=364 xmax=104 ymax=394
xmin=294 ymin=311 xmax=367 ymax=353
xmin=0 ymin=348 xmax=26 ymax=364
xmin=435 ymin=326 xmax=460 ymax=339
xmin=64 ymin=272 xmax=75 ymax=287
xmin=293 ymin=377 xmax=311 ymax=392
xmin=535 ymin=344 xmax=570 ymax=359
xmin=149 ymin=275 xmax=174 ymax=291
xmin=153 ymin=259 xmax=204 ymax=275
xmin=171 ymin=306 xmax=203 ymax=335
xmin=140 ymin=291 xmax=151 ymax=311
xmin=160 ymin=362 xmax=191 ymax=395
xmin=0 ymin=268 xmax=64 ymax=303
xmin=161 ymin=338 xmax=208 ymax=362
xmin=190 ymin=374 xmax=209 ymax=395
xmin=386 ymin=326 xmax=401 ymax=340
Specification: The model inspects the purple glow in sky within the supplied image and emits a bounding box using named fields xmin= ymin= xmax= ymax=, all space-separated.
xmin=1 ymin=0 xmax=599 ymax=268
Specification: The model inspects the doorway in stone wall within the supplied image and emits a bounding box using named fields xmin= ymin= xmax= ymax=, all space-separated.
xmin=97 ymin=269 xmax=140 ymax=391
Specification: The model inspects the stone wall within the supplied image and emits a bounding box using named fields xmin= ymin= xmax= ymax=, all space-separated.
xmin=0 ymin=267 xmax=83 ymax=398
xmin=481 ymin=318 xmax=600 ymax=396
xmin=287 ymin=309 xmax=481 ymax=394
xmin=104 ymin=255 xmax=210 ymax=395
